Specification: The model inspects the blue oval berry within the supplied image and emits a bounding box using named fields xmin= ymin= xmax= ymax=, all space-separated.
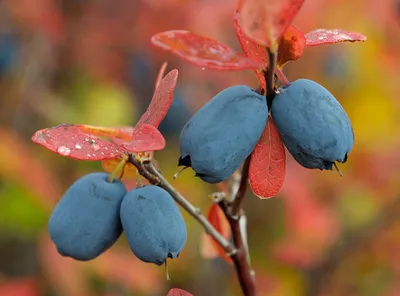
xmin=120 ymin=185 xmax=187 ymax=266
xmin=48 ymin=173 xmax=126 ymax=261
xmin=271 ymin=79 xmax=354 ymax=170
xmin=179 ymin=85 xmax=268 ymax=183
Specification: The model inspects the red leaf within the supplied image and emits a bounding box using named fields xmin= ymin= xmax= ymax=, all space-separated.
xmin=0 ymin=277 xmax=40 ymax=296
xmin=136 ymin=69 xmax=178 ymax=129
xmin=155 ymin=62 xmax=168 ymax=90
xmin=123 ymin=124 xmax=166 ymax=153
xmin=32 ymin=124 xmax=124 ymax=160
xmin=110 ymin=126 xmax=135 ymax=146
xmin=167 ymin=288 xmax=193 ymax=296
xmin=305 ymin=29 xmax=367 ymax=47
xmin=201 ymin=203 xmax=232 ymax=264
xmin=239 ymin=0 xmax=305 ymax=48
xmin=249 ymin=117 xmax=286 ymax=198
xmin=233 ymin=10 xmax=267 ymax=90
xmin=277 ymin=24 xmax=306 ymax=67
xmin=151 ymin=30 xmax=260 ymax=71
xmin=77 ymin=125 xmax=133 ymax=143
xmin=200 ymin=230 xmax=219 ymax=259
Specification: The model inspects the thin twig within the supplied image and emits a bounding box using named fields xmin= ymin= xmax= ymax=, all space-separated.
xmin=230 ymin=156 xmax=251 ymax=217
xmin=133 ymin=160 xmax=236 ymax=254
xmin=219 ymin=157 xmax=257 ymax=296
xmin=306 ymin=196 xmax=400 ymax=296
xmin=228 ymin=213 xmax=257 ymax=296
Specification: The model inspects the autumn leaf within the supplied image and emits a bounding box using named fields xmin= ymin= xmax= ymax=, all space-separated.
xmin=101 ymin=158 xmax=137 ymax=179
xmin=32 ymin=124 xmax=124 ymax=161
xmin=77 ymin=124 xmax=133 ymax=142
xmin=277 ymin=24 xmax=306 ymax=68
xmin=123 ymin=124 xmax=166 ymax=153
xmin=0 ymin=277 xmax=41 ymax=296
xmin=239 ymin=0 xmax=305 ymax=48
xmin=249 ymin=117 xmax=286 ymax=198
xmin=155 ymin=62 xmax=168 ymax=90
xmin=110 ymin=126 xmax=135 ymax=146
xmin=201 ymin=203 xmax=232 ymax=264
xmin=151 ymin=30 xmax=260 ymax=71
xmin=200 ymin=229 xmax=219 ymax=259
xmin=135 ymin=69 xmax=178 ymax=129
xmin=233 ymin=10 xmax=268 ymax=90
xmin=305 ymin=28 xmax=367 ymax=47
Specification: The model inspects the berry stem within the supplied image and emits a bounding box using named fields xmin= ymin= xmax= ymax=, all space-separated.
xmin=275 ymin=67 xmax=290 ymax=87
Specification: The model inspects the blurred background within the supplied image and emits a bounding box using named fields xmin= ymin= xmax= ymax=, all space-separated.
xmin=0 ymin=0 xmax=399 ymax=295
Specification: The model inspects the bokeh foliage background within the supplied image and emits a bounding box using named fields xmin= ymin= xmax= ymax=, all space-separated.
xmin=0 ymin=0 xmax=399 ymax=295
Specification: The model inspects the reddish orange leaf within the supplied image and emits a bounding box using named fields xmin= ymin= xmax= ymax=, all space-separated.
xmin=110 ymin=126 xmax=135 ymax=146
xmin=101 ymin=158 xmax=137 ymax=179
xmin=136 ymin=69 xmax=178 ymax=129
xmin=202 ymin=203 xmax=232 ymax=264
xmin=200 ymin=231 xmax=219 ymax=259
xmin=249 ymin=117 xmax=286 ymax=198
xmin=239 ymin=0 xmax=305 ymax=48
xmin=151 ymin=30 xmax=260 ymax=71
xmin=0 ymin=277 xmax=40 ymax=296
xmin=77 ymin=125 xmax=133 ymax=142
xmin=277 ymin=24 xmax=306 ymax=68
xmin=123 ymin=124 xmax=166 ymax=153
xmin=155 ymin=62 xmax=168 ymax=90
xmin=233 ymin=10 xmax=267 ymax=90
xmin=167 ymin=288 xmax=193 ymax=296
xmin=32 ymin=124 xmax=124 ymax=161
xmin=305 ymin=28 xmax=367 ymax=47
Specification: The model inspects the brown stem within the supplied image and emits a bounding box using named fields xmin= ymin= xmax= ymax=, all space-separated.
xmin=224 ymin=209 xmax=257 ymax=295
xmin=220 ymin=159 xmax=257 ymax=296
